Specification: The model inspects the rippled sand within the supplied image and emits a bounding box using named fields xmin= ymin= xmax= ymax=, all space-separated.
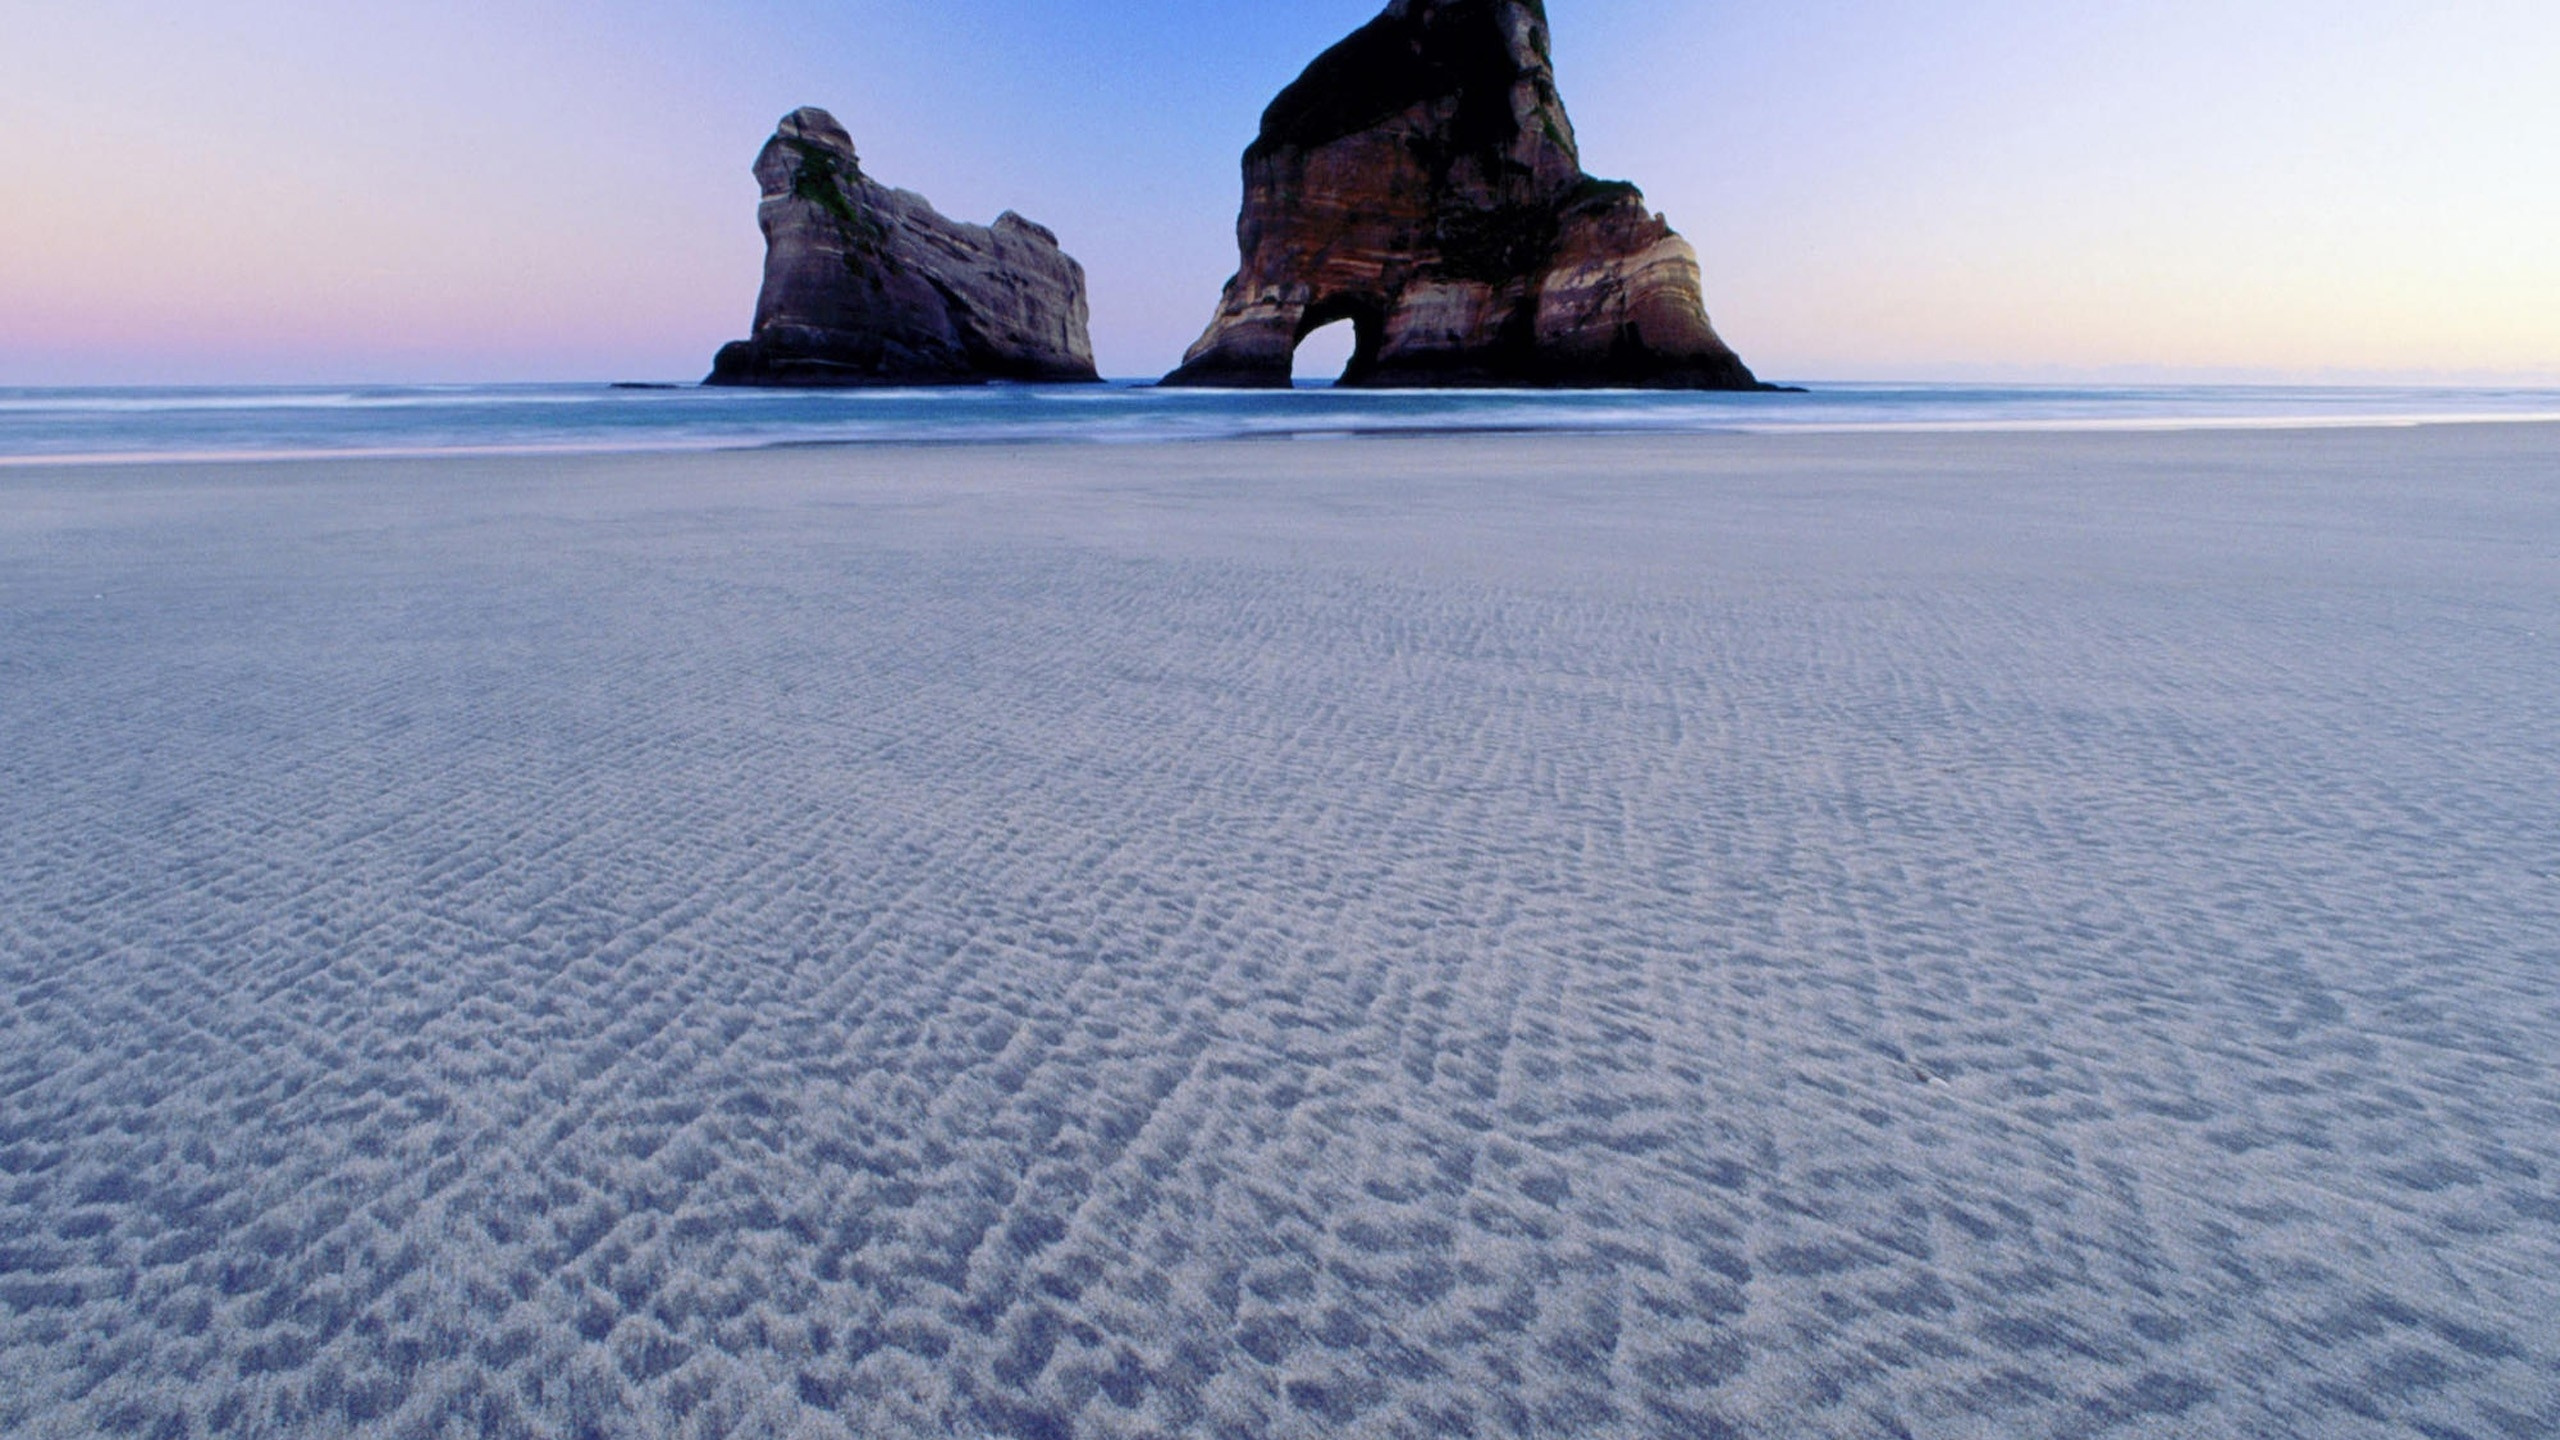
xmin=3 ymin=428 xmax=2555 ymax=1438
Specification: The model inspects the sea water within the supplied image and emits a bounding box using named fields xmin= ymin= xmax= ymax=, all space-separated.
xmin=4 ymin=380 xmax=2559 ymax=464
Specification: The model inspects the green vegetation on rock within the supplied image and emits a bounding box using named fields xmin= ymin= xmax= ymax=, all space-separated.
xmin=783 ymin=139 xmax=889 ymax=279
xmin=1567 ymin=176 xmax=1642 ymax=210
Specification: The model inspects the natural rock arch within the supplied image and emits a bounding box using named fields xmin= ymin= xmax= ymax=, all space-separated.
xmin=1163 ymin=0 xmax=1766 ymax=391
xmin=1294 ymin=297 xmax=1389 ymax=385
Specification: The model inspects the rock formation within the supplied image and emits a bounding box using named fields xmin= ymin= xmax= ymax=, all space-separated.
xmin=1163 ymin=0 xmax=1764 ymax=390
xmin=708 ymin=109 xmax=1099 ymax=387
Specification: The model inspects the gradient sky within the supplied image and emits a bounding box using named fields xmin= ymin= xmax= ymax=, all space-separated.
xmin=3 ymin=0 xmax=2554 ymax=384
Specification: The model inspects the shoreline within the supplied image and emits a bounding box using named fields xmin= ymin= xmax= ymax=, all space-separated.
xmin=4 ymin=407 xmax=2556 ymax=472
xmin=6 ymin=379 xmax=2559 ymax=470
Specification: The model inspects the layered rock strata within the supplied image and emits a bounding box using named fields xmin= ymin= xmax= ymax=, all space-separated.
xmin=708 ymin=109 xmax=1098 ymax=387
xmin=1164 ymin=0 xmax=1763 ymax=390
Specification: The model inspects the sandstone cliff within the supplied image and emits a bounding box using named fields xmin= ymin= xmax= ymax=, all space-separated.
xmin=1163 ymin=0 xmax=1764 ymax=390
xmin=708 ymin=109 xmax=1099 ymax=387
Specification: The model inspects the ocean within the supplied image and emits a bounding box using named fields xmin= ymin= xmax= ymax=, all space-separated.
xmin=5 ymin=380 xmax=2560 ymax=464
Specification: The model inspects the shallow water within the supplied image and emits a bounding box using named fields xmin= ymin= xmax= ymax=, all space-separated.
xmin=2 ymin=429 xmax=2556 ymax=1437
xmin=5 ymin=380 xmax=2560 ymax=464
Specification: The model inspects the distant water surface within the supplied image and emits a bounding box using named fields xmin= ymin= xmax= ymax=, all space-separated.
xmin=4 ymin=381 xmax=2558 ymax=463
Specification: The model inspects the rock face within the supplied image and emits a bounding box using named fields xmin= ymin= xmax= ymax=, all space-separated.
xmin=1164 ymin=0 xmax=1763 ymax=390
xmin=708 ymin=109 xmax=1099 ymax=387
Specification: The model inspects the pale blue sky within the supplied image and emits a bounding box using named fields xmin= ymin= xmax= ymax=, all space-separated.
xmin=2 ymin=1 xmax=2553 ymax=383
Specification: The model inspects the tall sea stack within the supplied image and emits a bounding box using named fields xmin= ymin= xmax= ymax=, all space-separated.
xmin=1164 ymin=0 xmax=1763 ymax=390
xmin=707 ymin=108 xmax=1099 ymax=387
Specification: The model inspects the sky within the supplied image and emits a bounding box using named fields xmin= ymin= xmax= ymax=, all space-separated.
xmin=1 ymin=0 xmax=2554 ymax=385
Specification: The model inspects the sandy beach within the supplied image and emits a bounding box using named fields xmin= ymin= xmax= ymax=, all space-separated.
xmin=3 ymin=425 xmax=2556 ymax=1438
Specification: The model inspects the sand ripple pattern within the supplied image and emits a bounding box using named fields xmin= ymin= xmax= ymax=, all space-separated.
xmin=3 ymin=430 xmax=2557 ymax=1438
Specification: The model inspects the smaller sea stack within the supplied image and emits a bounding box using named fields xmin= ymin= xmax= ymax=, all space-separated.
xmin=708 ymin=109 xmax=1099 ymax=387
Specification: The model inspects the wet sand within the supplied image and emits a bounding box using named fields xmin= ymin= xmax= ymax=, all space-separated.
xmin=3 ymin=425 xmax=2556 ymax=1437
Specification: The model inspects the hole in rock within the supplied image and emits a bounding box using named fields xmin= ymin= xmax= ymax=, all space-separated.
xmin=1292 ymin=320 xmax=1359 ymax=387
